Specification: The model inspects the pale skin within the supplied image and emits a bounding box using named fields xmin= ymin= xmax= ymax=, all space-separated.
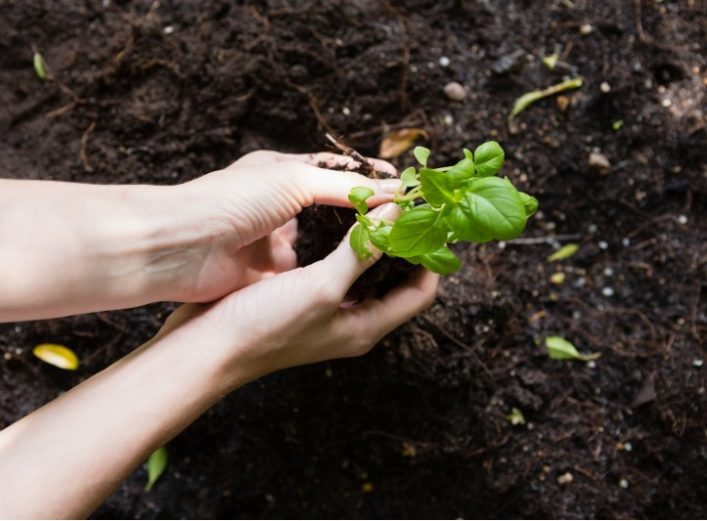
xmin=0 ymin=151 xmax=438 ymax=518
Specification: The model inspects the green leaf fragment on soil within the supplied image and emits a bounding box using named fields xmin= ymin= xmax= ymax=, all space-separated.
xmin=545 ymin=336 xmax=600 ymax=362
xmin=145 ymin=446 xmax=168 ymax=492
xmin=400 ymin=166 xmax=419 ymax=188
xmin=510 ymin=77 xmax=583 ymax=119
xmin=547 ymin=243 xmax=579 ymax=262
xmin=33 ymin=52 xmax=48 ymax=80
xmin=506 ymin=407 xmax=526 ymax=426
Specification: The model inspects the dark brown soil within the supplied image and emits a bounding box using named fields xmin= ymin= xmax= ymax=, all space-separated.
xmin=1 ymin=0 xmax=706 ymax=518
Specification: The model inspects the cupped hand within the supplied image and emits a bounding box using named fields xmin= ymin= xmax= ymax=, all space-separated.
xmin=172 ymin=151 xmax=400 ymax=303
xmin=159 ymin=204 xmax=439 ymax=389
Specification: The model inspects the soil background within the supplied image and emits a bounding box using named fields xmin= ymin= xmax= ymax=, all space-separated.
xmin=1 ymin=0 xmax=706 ymax=518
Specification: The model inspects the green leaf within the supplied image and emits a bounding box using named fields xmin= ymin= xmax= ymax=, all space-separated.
xmin=416 ymin=246 xmax=461 ymax=274
xmin=419 ymin=167 xmax=459 ymax=207
xmin=413 ymin=146 xmax=430 ymax=167
xmin=368 ymin=224 xmax=394 ymax=254
xmin=349 ymin=223 xmax=372 ymax=260
xmin=547 ymin=243 xmax=579 ymax=262
xmin=145 ymin=446 xmax=168 ymax=492
xmin=33 ymin=52 xmax=48 ymax=80
xmin=451 ymin=177 xmax=527 ymax=240
xmin=348 ymin=186 xmax=375 ymax=215
xmin=400 ymin=167 xmax=419 ymax=188
xmin=518 ymin=192 xmax=538 ymax=217
xmin=473 ymin=141 xmax=505 ymax=177
xmin=544 ymin=336 xmax=600 ymax=362
xmin=389 ymin=206 xmax=447 ymax=257
xmin=446 ymin=149 xmax=475 ymax=186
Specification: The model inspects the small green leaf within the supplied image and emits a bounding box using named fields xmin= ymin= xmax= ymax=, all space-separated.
xmin=506 ymin=407 xmax=526 ymax=426
xmin=145 ymin=446 xmax=168 ymax=492
xmin=368 ymin=224 xmax=394 ymax=254
xmin=518 ymin=192 xmax=539 ymax=217
xmin=547 ymin=243 xmax=579 ymax=262
xmin=33 ymin=52 xmax=48 ymax=80
xmin=542 ymin=53 xmax=559 ymax=71
xmin=545 ymin=336 xmax=600 ymax=362
xmin=612 ymin=119 xmax=624 ymax=131
xmin=446 ymin=149 xmax=475 ymax=186
xmin=389 ymin=206 xmax=447 ymax=257
xmin=445 ymin=204 xmax=493 ymax=243
xmin=400 ymin=167 xmax=419 ymax=188
xmin=415 ymin=246 xmax=461 ymax=274
xmin=473 ymin=141 xmax=505 ymax=177
xmin=419 ymin=167 xmax=459 ymax=207
xmin=348 ymin=186 xmax=375 ymax=215
xmin=349 ymin=223 xmax=373 ymax=260
xmin=413 ymin=146 xmax=430 ymax=167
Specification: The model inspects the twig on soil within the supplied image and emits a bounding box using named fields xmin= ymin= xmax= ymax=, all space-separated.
xmin=325 ymin=133 xmax=376 ymax=177
xmin=80 ymin=121 xmax=96 ymax=173
xmin=419 ymin=316 xmax=493 ymax=380
xmin=505 ymin=234 xmax=581 ymax=245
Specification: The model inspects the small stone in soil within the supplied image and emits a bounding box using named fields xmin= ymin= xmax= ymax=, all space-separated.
xmin=677 ymin=215 xmax=687 ymax=224
xmin=693 ymin=359 xmax=703 ymax=367
xmin=443 ymin=81 xmax=467 ymax=101
xmin=602 ymin=287 xmax=614 ymax=297
xmin=600 ymin=81 xmax=611 ymax=93
xmin=619 ymin=478 xmax=629 ymax=489
xmin=438 ymin=56 xmax=450 ymax=67
xmin=588 ymin=151 xmax=611 ymax=173
xmin=599 ymin=240 xmax=609 ymax=250
xmin=557 ymin=472 xmax=574 ymax=485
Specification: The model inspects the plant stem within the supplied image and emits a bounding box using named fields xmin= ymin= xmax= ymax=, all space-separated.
xmin=394 ymin=186 xmax=423 ymax=203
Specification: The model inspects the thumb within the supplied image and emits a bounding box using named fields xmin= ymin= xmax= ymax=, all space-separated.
xmin=321 ymin=203 xmax=401 ymax=296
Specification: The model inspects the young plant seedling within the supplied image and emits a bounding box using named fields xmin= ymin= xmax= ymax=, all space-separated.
xmin=348 ymin=142 xmax=538 ymax=274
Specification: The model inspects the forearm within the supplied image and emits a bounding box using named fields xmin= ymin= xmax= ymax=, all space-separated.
xmin=0 ymin=179 xmax=211 ymax=321
xmin=0 ymin=305 xmax=249 ymax=518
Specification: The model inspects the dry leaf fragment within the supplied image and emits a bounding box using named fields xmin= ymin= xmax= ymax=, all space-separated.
xmin=379 ymin=128 xmax=429 ymax=159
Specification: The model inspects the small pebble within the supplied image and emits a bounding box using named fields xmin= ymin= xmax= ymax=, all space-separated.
xmin=498 ymin=241 xmax=506 ymax=250
xmin=598 ymin=240 xmax=609 ymax=250
xmin=443 ymin=113 xmax=454 ymax=126
xmin=342 ymin=107 xmax=351 ymax=116
xmin=587 ymin=360 xmax=597 ymax=369
xmin=588 ymin=151 xmax=611 ymax=173
xmin=579 ymin=23 xmax=593 ymax=35
xmin=573 ymin=276 xmax=586 ymax=288
xmin=163 ymin=25 xmax=174 ymax=34
xmin=602 ymin=287 xmax=614 ymax=297
xmin=622 ymin=237 xmax=631 ymax=247
xmin=623 ymin=442 xmax=633 ymax=452
xmin=557 ymin=472 xmax=574 ymax=485
xmin=588 ymin=223 xmax=598 ymax=233
xmin=619 ymin=478 xmax=629 ymax=489
xmin=677 ymin=215 xmax=687 ymax=224
xmin=439 ymin=56 xmax=450 ymax=67
xmin=661 ymin=98 xmax=672 ymax=107
xmin=3 ymin=352 xmax=11 ymax=361
xmin=600 ymin=81 xmax=611 ymax=93
xmin=603 ymin=267 xmax=614 ymax=277
xmin=443 ymin=81 xmax=467 ymax=101
xmin=693 ymin=359 xmax=704 ymax=368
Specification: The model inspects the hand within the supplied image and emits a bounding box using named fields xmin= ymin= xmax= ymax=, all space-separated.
xmin=159 ymin=203 xmax=439 ymax=389
xmin=170 ymin=151 xmax=400 ymax=303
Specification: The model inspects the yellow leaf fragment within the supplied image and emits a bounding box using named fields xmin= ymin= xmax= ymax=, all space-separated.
xmin=510 ymin=77 xmax=583 ymax=119
xmin=550 ymin=272 xmax=566 ymax=285
xmin=506 ymin=407 xmax=526 ymax=426
xmin=379 ymin=128 xmax=429 ymax=159
xmin=547 ymin=243 xmax=579 ymax=262
xmin=32 ymin=343 xmax=79 ymax=370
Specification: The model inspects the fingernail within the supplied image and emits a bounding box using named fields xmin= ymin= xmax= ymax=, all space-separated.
xmin=378 ymin=179 xmax=401 ymax=194
xmin=368 ymin=202 xmax=400 ymax=219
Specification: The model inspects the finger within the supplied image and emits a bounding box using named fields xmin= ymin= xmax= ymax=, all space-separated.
xmin=272 ymin=217 xmax=298 ymax=246
xmin=295 ymin=162 xmax=401 ymax=207
xmin=339 ymin=268 xmax=439 ymax=340
xmin=288 ymin=152 xmax=397 ymax=177
xmin=317 ymin=203 xmax=401 ymax=296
